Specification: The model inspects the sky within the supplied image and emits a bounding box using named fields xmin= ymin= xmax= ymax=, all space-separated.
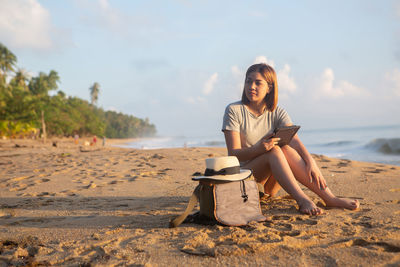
xmin=1 ymin=0 xmax=400 ymax=137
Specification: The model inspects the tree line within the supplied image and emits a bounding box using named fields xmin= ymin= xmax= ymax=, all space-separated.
xmin=0 ymin=43 xmax=156 ymax=139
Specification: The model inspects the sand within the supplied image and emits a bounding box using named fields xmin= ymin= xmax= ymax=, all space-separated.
xmin=0 ymin=138 xmax=399 ymax=266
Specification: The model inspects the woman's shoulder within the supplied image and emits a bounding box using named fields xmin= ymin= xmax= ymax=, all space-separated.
xmin=273 ymin=105 xmax=292 ymax=123
xmin=273 ymin=105 xmax=288 ymax=114
xmin=225 ymin=100 xmax=244 ymax=111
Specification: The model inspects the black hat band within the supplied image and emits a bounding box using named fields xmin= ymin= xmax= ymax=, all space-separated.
xmin=204 ymin=166 xmax=240 ymax=176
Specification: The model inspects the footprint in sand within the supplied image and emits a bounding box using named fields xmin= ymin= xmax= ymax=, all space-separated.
xmin=330 ymin=238 xmax=400 ymax=253
xmin=36 ymin=192 xmax=56 ymax=197
xmin=386 ymin=199 xmax=400 ymax=204
xmin=330 ymin=170 xmax=346 ymax=173
xmin=9 ymin=184 xmax=29 ymax=192
xmin=137 ymin=171 xmax=158 ymax=178
xmin=338 ymin=222 xmax=359 ymax=236
xmin=33 ymin=178 xmax=51 ymax=185
xmin=337 ymin=160 xmax=351 ymax=167
xmin=60 ymin=189 xmax=78 ymax=196
xmin=275 ymin=222 xmax=293 ymax=231
xmin=352 ymin=221 xmax=373 ymax=229
xmin=0 ymin=209 xmax=15 ymax=218
xmin=295 ymin=217 xmax=318 ymax=225
xmin=127 ymin=176 xmax=138 ymax=182
xmin=151 ymin=153 xmax=165 ymax=160
xmin=8 ymin=175 xmax=31 ymax=183
xmin=83 ymin=182 xmax=97 ymax=189
xmin=145 ymin=162 xmax=156 ymax=168
xmin=362 ymin=167 xmax=387 ymax=174
xmin=279 ymin=230 xmax=302 ymax=237
xmin=272 ymin=215 xmax=292 ymax=221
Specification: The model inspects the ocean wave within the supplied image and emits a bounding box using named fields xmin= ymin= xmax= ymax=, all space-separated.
xmin=203 ymin=141 xmax=226 ymax=147
xmin=320 ymin=140 xmax=355 ymax=147
xmin=365 ymin=138 xmax=400 ymax=155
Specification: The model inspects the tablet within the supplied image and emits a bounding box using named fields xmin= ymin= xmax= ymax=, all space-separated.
xmin=273 ymin=125 xmax=300 ymax=146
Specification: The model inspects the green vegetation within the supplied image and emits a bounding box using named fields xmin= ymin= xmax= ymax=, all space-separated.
xmin=0 ymin=43 xmax=156 ymax=139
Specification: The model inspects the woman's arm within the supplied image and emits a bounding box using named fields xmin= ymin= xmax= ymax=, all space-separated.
xmin=224 ymin=130 xmax=279 ymax=162
xmin=289 ymin=134 xmax=327 ymax=189
xmin=288 ymin=134 xmax=313 ymax=164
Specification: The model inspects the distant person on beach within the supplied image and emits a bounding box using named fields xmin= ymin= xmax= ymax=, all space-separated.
xmin=74 ymin=134 xmax=79 ymax=145
xmin=93 ymin=135 xmax=97 ymax=146
xmin=222 ymin=63 xmax=360 ymax=215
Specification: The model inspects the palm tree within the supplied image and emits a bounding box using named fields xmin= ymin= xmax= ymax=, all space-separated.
xmin=89 ymin=82 xmax=100 ymax=105
xmin=0 ymin=43 xmax=17 ymax=86
xmin=27 ymin=70 xmax=60 ymax=143
xmin=0 ymin=43 xmax=17 ymax=74
xmin=11 ymin=69 xmax=30 ymax=89
xmin=29 ymin=70 xmax=60 ymax=96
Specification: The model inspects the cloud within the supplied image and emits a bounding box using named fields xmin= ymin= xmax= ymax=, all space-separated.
xmin=76 ymin=0 xmax=157 ymax=40
xmin=185 ymin=96 xmax=205 ymax=104
xmin=395 ymin=30 xmax=400 ymax=62
xmin=202 ymin=73 xmax=218 ymax=95
xmin=251 ymin=57 xmax=297 ymax=94
xmin=315 ymin=68 xmax=367 ymax=98
xmin=131 ymin=58 xmax=170 ymax=71
xmin=277 ymin=64 xmax=297 ymax=93
xmin=248 ymin=11 xmax=267 ymax=18
xmin=231 ymin=65 xmax=243 ymax=77
xmin=74 ymin=0 xmax=127 ymax=29
xmin=230 ymin=65 xmax=244 ymax=95
xmin=253 ymin=56 xmax=275 ymax=67
xmin=96 ymin=0 xmax=123 ymax=28
xmin=395 ymin=49 xmax=400 ymax=62
xmin=385 ymin=68 xmax=400 ymax=96
xmin=0 ymin=0 xmax=54 ymax=50
xmin=106 ymin=106 xmax=119 ymax=112
xmin=395 ymin=0 xmax=400 ymax=18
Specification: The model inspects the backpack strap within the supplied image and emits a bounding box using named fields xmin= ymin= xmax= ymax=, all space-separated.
xmin=257 ymin=182 xmax=265 ymax=197
xmin=169 ymin=184 xmax=201 ymax=228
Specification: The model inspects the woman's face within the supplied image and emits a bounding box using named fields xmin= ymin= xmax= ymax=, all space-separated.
xmin=244 ymin=72 xmax=269 ymax=105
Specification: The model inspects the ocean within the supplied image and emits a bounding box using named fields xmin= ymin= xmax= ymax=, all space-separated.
xmin=118 ymin=125 xmax=400 ymax=166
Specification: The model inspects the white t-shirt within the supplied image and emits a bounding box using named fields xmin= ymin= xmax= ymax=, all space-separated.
xmin=222 ymin=101 xmax=292 ymax=148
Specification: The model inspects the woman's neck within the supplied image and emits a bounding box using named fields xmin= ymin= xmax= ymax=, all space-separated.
xmin=246 ymin=101 xmax=266 ymax=116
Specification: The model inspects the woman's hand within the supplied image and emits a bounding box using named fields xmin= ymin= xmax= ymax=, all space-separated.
xmin=256 ymin=135 xmax=281 ymax=153
xmin=307 ymin=160 xmax=327 ymax=190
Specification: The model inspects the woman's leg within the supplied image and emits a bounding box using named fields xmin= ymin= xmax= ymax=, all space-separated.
xmin=281 ymin=145 xmax=359 ymax=210
xmin=264 ymin=175 xmax=281 ymax=197
xmin=242 ymin=154 xmax=281 ymax=197
xmin=243 ymin=146 xmax=323 ymax=215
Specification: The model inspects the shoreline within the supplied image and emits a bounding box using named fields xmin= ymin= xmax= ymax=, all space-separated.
xmin=0 ymin=139 xmax=399 ymax=266
xmin=1 ymin=137 xmax=399 ymax=167
xmin=109 ymin=137 xmax=400 ymax=167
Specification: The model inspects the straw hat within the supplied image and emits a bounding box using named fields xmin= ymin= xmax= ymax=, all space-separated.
xmin=192 ymin=156 xmax=252 ymax=181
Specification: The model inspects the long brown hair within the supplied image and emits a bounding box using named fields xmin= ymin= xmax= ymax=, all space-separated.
xmin=241 ymin=63 xmax=278 ymax=111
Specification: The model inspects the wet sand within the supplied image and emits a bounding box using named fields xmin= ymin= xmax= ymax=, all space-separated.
xmin=0 ymin=139 xmax=399 ymax=266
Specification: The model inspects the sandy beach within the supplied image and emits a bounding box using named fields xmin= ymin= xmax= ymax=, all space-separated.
xmin=0 ymin=138 xmax=399 ymax=266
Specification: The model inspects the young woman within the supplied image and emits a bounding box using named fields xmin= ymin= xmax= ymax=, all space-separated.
xmin=222 ymin=63 xmax=359 ymax=215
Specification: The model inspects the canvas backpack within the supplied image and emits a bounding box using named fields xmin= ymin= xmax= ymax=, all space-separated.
xmin=169 ymin=157 xmax=266 ymax=227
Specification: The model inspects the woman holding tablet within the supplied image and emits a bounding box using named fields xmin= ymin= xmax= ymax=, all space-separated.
xmin=222 ymin=63 xmax=359 ymax=215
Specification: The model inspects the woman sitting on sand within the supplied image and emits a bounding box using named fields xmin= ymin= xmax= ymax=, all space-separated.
xmin=222 ymin=63 xmax=360 ymax=215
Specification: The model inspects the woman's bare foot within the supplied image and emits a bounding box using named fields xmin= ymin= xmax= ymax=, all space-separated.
xmin=298 ymin=199 xmax=323 ymax=215
xmin=325 ymin=197 xmax=360 ymax=210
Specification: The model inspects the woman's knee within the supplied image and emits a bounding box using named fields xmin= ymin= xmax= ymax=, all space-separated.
xmin=267 ymin=146 xmax=285 ymax=158
xmin=281 ymin=145 xmax=303 ymax=165
xmin=257 ymin=146 xmax=285 ymax=165
xmin=281 ymin=145 xmax=294 ymax=155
